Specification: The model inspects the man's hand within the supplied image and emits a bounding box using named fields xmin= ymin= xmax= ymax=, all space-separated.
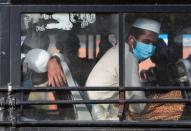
xmin=48 ymin=57 xmax=67 ymax=87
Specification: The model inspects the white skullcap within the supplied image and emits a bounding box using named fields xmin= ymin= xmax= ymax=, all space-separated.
xmin=24 ymin=49 xmax=51 ymax=73
xmin=132 ymin=18 xmax=161 ymax=34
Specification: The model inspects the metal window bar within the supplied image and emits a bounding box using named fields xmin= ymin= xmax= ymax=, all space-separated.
xmin=118 ymin=13 xmax=126 ymax=121
xmin=2 ymin=87 xmax=191 ymax=104
xmin=1 ymin=86 xmax=191 ymax=128
xmin=2 ymin=86 xmax=189 ymax=128
xmin=1 ymin=86 xmax=191 ymax=104
xmin=2 ymin=98 xmax=191 ymax=107
xmin=1 ymin=86 xmax=191 ymax=91
xmin=1 ymin=120 xmax=191 ymax=128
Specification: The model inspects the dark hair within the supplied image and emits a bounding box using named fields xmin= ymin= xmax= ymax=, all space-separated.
xmin=127 ymin=27 xmax=146 ymax=39
xmin=55 ymin=30 xmax=80 ymax=57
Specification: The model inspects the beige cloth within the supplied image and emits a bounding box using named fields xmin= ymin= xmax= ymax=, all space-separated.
xmin=86 ymin=44 xmax=146 ymax=120
xmin=128 ymin=90 xmax=185 ymax=120
xmin=28 ymin=81 xmax=57 ymax=110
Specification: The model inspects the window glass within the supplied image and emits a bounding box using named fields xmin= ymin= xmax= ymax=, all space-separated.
xmin=159 ymin=34 xmax=168 ymax=45
xmin=20 ymin=13 xmax=119 ymax=120
xmin=125 ymin=13 xmax=188 ymax=121
xmin=183 ymin=34 xmax=191 ymax=58
xmin=19 ymin=12 xmax=191 ymax=122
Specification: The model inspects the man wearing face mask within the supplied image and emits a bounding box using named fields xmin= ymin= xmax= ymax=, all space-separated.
xmin=86 ymin=18 xmax=161 ymax=120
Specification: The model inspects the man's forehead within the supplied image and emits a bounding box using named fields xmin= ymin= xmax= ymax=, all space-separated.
xmin=139 ymin=30 xmax=158 ymax=41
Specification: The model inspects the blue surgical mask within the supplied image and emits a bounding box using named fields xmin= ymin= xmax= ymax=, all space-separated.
xmin=133 ymin=40 xmax=156 ymax=62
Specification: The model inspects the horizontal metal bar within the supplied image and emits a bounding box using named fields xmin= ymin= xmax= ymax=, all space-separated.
xmin=14 ymin=99 xmax=191 ymax=106
xmin=15 ymin=127 xmax=191 ymax=130
xmin=0 ymin=86 xmax=191 ymax=92
xmin=0 ymin=122 xmax=12 ymax=126
xmin=1 ymin=120 xmax=191 ymax=128
xmin=11 ymin=4 xmax=191 ymax=13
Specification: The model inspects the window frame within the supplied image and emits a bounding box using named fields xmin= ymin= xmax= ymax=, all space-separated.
xmin=7 ymin=4 xmax=191 ymax=129
xmin=0 ymin=5 xmax=10 ymax=87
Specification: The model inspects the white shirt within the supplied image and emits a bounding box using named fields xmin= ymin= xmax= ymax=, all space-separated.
xmin=86 ymin=44 xmax=146 ymax=120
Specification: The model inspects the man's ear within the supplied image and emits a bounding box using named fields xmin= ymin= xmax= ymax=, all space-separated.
xmin=128 ymin=35 xmax=135 ymax=48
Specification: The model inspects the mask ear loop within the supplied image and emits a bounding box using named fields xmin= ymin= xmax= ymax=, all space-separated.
xmin=131 ymin=36 xmax=138 ymax=49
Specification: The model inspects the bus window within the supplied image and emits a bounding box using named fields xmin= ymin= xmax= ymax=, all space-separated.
xmin=20 ymin=13 xmax=119 ymax=120
xmin=125 ymin=13 xmax=187 ymax=121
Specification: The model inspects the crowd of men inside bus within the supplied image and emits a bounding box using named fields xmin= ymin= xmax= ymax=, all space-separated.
xmin=21 ymin=13 xmax=186 ymax=120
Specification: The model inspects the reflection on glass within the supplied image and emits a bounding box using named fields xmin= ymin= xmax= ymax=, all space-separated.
xmin=183 ymin=34 xmax=191 ymax=47
xmin=183 ymin=34 xmax=191 ymax=59
xmin=159 ymin=34 xmax=168 ymax=45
